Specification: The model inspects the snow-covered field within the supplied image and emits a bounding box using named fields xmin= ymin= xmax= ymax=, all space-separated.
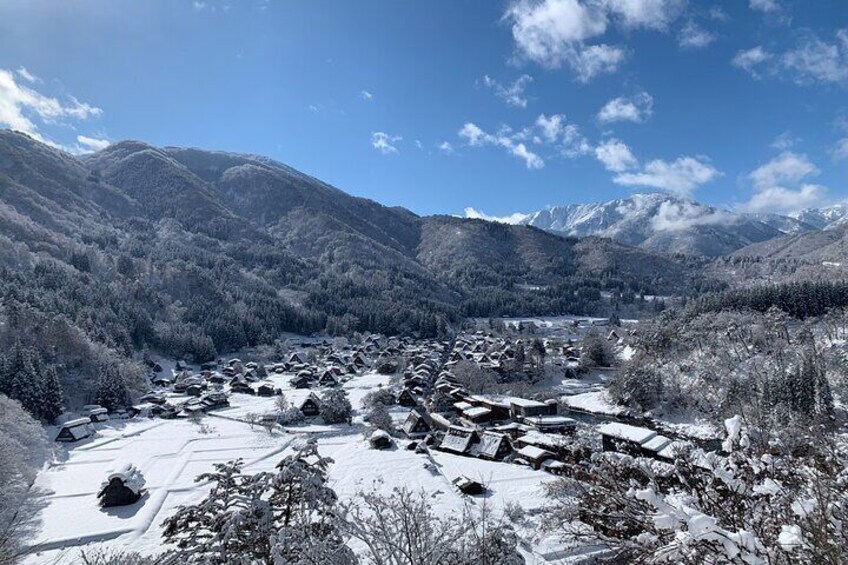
xmin=22 ymin=371 xmax=562 ymax=564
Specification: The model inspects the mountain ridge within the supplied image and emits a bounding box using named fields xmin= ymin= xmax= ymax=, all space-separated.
xmin=467 ymin=193 xmax=846 ymax=257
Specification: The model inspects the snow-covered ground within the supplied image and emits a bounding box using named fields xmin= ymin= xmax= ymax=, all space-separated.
xmin=22 ymin=371 xmax=562 ymax=564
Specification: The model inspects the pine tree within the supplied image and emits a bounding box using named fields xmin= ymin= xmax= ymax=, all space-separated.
xmin=95 ymin=365 xmax=131 ymax=411
xmin=0 ymin=342 xmax=42 ymax=418
xmin=41 ymin=366 xmax=64 ymax=423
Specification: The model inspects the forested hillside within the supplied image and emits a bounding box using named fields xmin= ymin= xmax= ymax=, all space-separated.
xmin=0 ymin=130 xmax=708 ymax=409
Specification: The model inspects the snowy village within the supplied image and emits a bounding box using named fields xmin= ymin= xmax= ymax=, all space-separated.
xmin=3 ymin=1 xmax=848 ymax=564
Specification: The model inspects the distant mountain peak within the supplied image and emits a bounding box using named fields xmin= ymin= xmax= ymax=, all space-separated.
xmin=465 ymin=192 xmax=827 ymax=257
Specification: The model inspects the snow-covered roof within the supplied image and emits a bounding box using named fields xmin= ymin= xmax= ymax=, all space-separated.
xmin=62 ymin=417 xmax=92 ymax=428
xmin=524 ymin=416 xmax=576 ymax=427
xmin=598 ymin=423 xmax=657 ymax=445
xmin=517 ymin=445 xmax=554 ymax=460
xmin=462 ymin=406 xmax=491 ymax=419
xmin=440 ymin=427 xmax=477 ymax=454
xmin=509 ymin=397 xmax=547 ymax=408
xmin=453 ymin=401 xmax=473 ymax=411
xmin=99 ymin=463 xmax=146 ymax=495
xmin=477 ymin=432 xmax=509 ymax=458
xmin=642 ymin=435 xmax=672 ymax=453
xmin=370 ymin=429 xmax=390 ymax=440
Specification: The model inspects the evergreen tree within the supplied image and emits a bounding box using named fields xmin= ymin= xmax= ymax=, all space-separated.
xmin=95 ymin=365 xmax=131 ymax=411
xmin=41 ymin=366 xmax=64 ymax=423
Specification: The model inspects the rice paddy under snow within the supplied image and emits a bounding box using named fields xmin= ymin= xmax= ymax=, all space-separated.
xmin=21 ymin=371 xmax=565 ymax=564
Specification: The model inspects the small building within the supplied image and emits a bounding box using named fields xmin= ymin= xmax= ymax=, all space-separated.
xmin=401 ymin=409 xmax=432 ymax=438
xmin=509 ymin=398 xmax=557 ymax=421
xmin=291 ymin=374 xmax=311 ymax=389
xmin=439 ymin=426 xmax=479 ymax=455
xmin=318 ymin=371 xmax=339 ymax=387
xmin=396 ymin=389 xmax=418 ymax=407
xmin=230 ymin=381 xmax=255 ymax=395
xmin=641 ymin=434 xmax=673 ymax=459
xmin=598 ymin=423 xmax=657 ymax=456
xmin=186 ymin=384 xmax=204 ymax=397
xmin=369 ymin=429 xmax=393 ymax=450
xmin=299 ymin=393 xmax=322 ymax=418
xmin=516 ymin=445 xmax=556 ymax=470
xmin=461 ymin=406 xmax=492 ymax=425
xmin=523 ymin=415 xmax=577 ymax=434
xmin=201 ymin=392 xmax=230 ymax=410
xmin=88 ymin=407 xmax=109 ymax=423
xmin=97 ymin=463 xmax=146 ymax=507
xmin=55 ymin=418 xmax=92 ymax=442
xmin=257 ymin=382 xmax=278 ymax=397
xmin=453 ymin=475 xmax=486 ymax=496
xmin=477 ymin=431 xmax=513 ymax=461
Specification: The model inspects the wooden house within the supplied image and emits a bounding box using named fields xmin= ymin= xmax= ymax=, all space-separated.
xmin=509 ymin=398 xmax=557 ymax=421
xmin=257 ymin=382 xmax=278 ymax=397
xmin=369 ymin=430 xmax=392 ymax=450
xmin=516 ymin=445 xmax=556 ymax=470
xmin=88 ymin=407 xmax=109 ymax=423
xmin=97 ymin=463 xmax=145 ymax=507
xmin=55 ymin=418 xmax=92 ymax=442
xmin=318 ymin=371 xmax=340 ymax=387
xmin=598 ymin=423 xmax=658 ymax=456
xmin=439 ymin=425 xmax=479 ymax=455
xmin=477 ymin=431 xmax=513 ymax=460
xmin=299 ymin=393 xmax=322 ymax=418
xmin=396 ymin=388 xmax=418 ymax=407
xmin=401 ymin=409 xmax=432 ymax=437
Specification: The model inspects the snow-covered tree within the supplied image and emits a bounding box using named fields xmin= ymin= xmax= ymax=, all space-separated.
xmin=319 ymin=389 xmax=352 ymax=424
xmin=0 ymin=394 xmax=48 ymax=563
xmin=94 ymin=365 xmax=131 ymax=411
xmin=340 ymin=486 xmax=524 ymax=565
xmin=40 ymin=365 xmax=64 ymax=423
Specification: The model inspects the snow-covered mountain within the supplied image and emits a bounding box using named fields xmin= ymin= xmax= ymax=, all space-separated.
xmin=466 ymin=193 xmax=824 ymax=257
xmin=789 ymin=204 xmax=848 ymax=230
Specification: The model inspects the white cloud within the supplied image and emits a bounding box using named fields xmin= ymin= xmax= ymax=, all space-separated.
xmin=438 ymin=141 xmax=455 ymax=154
xmin=732 ymin=46 xmax=773 ymax=77
xmin=770 ymin=131 xmax=798 ymax=150
xmin=835 ymin=138 xmax=848 ymax=160
xmin=568 ymin=43 xmax=628 ymax=82
xmin=371 ymin=131 xmax=401 ymax=154
xmin=749 ymin=0 xmax=779 ymax=13
xmin=504 ymin=0 xmax=625 ymax=81
xmin=458 ymin=121 xmax=544 ymax=169
xmin=678 ymin=21 xmax=715 ymax=50
xmin=511 ymin=142 xmax=545 ymax=169
xmin=749 ymin=151 xmax=819 ymax=189
xmin=308 ymin=104 xmax=319 ymax=113
xmin=0 ymin=68 xmax=102 ymax=150
xmin=458 ymin=122 xmax=491 ymax=146
xmin=594 ymin=138 xmax=638 ymax=172
xmin=603 ymin=0 xmax=685 ymax=31
xmin=76 ymin=135 xmax=110 ymax=152
xmin=614 ymin=156 xmax=720 ymax=195
xmin=650 ymin=200 xmax=734 ymax=232
xmin=192 ymin=1 xmax=207 ymax=11
xmin=15 ymin=67 xmax=38 ymax=83
xmin=535 ymin=113 xmax=566 ymax=142
xmin=360 ymin=90 xmax=373 ymax=101
xmin=481 ymin=74 xmax=533 ymax=107
xmin=782 ymin=31 xmax=848 ymax=86
xmin=504 ymin=0 xmax=684 ymax=81
xmin=744 ymin=185 xmax=826 ymax=214
xmin=734 ymin=31 xmax=848 ymax=86
xmin=464 ymin=207 xmax=529 ymax=224
xmin=597 ymin=91 xmax=653 ymax=123
xmin=742 ymin=152 xmax=826 ymax=213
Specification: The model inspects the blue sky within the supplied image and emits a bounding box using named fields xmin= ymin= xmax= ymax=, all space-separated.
xmin=0 ymin=0 xmax=846 ymax=218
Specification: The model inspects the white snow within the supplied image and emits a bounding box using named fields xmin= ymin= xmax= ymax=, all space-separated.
xmin=597 ymin=423 xmax=656 ymax=444
xmin=22 ymin=370 xmax=558 ymax=563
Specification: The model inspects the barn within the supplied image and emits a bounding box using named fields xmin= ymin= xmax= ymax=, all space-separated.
xmin=299 ymin=393 xmax=322 ymax=417
xmin=55 ymin=418 xmax=92 ymax=442
xmin=97 ymin=463 xmax=146 ymax=507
